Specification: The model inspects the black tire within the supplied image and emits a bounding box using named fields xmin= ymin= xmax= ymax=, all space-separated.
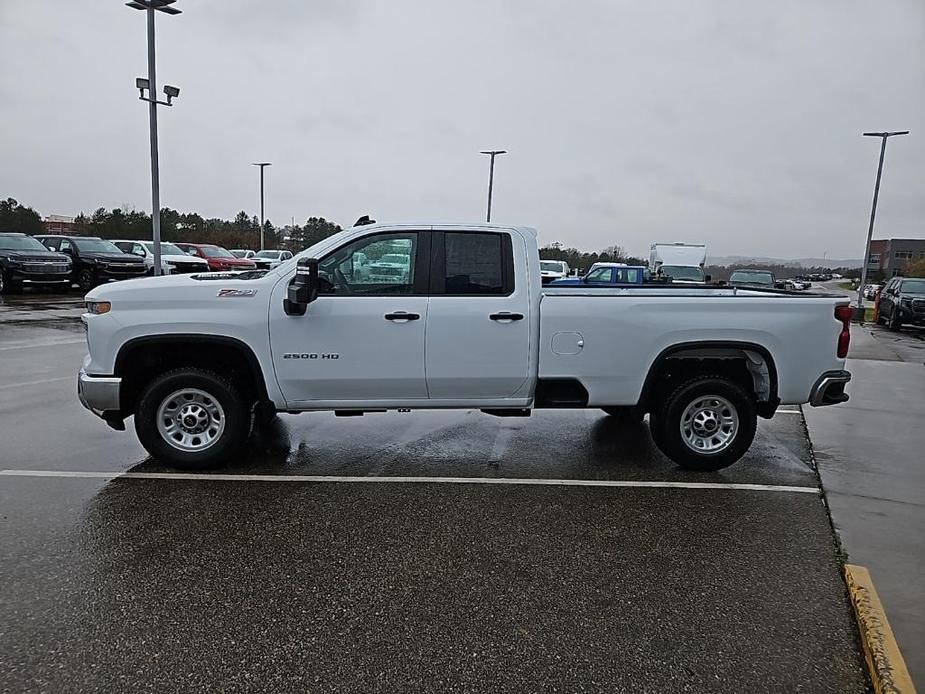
xmin=888 ymin=307 xmax=902 ymax=332
xmin=650 ymin=376 xmax=756 ymax=471
xmin=0 ymin=270 xmax=22 ymax=295
xmin=134 ymin=368 xmax=253 ymax=470
xmin=77 ymin=268 xmax=97 ymax=292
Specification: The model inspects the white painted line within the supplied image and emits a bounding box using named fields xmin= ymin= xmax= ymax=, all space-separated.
xmin=0 ymin=469 xmax=819 ymax=494
xmin=0 ymin=376 xmax=71 ymax=390
xmin=0 ymin=338 xmax=85 ymax=352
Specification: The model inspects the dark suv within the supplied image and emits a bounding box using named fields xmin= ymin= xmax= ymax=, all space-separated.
xmin=36 ymin=235 xmax=147 ymax=291
xmin=0 ymin=232 xmax=73 ymax=294
xmin=878 ymin=276 xmax=925 ymax=331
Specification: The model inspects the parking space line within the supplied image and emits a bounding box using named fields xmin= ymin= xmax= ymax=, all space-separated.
xmin=0 ymin=376 xmax=72 ymax=390
xmin=0 ymin=469 xmax=820 ymax=494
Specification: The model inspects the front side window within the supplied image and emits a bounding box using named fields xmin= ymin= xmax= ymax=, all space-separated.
xmin=585 ymin=267 xmax=613 ymax=283
xmin=443 ymin=232 xmax=506 ymax=295
xmin=319 ymin=232 xmax=417 ymax=295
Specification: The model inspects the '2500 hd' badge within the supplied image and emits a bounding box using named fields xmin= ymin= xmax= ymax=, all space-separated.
xmin=217 ymin=288 xmax=258 ymax=297
xmin=283 ymin=353 xmax=340 ymax=360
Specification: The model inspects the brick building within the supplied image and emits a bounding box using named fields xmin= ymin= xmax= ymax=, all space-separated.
xmin=866 ymin=238 xmax=925 ymax=278
xmin=43 ymin=214 xmax=78 ymax=234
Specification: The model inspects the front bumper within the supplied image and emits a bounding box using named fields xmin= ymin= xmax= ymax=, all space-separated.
xmin=809 ymin=370 xmax=851 ymax=407
xmin=9 ymin=268 xmax=72 ymax=285
xmin=78 ymin=368 xmax=122 ymax=416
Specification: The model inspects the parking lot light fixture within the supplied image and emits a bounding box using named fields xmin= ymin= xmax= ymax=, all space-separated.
xmin=252 ymin=163 xmax=272 ymax=251
xmin=128 ymin=0 xmax=182 ymax=276
xmin=856 ymin=131 xmax=909 ymax=318
xmin=480 ymin=150 xmax=507 ymax=223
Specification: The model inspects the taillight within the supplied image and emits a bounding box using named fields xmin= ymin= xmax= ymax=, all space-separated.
xmin=835 ymin=305 xmax=852 ymax=358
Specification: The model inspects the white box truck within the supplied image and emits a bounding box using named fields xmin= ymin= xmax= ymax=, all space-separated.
xmin=649 ymin=243 xmax=708 ymax=284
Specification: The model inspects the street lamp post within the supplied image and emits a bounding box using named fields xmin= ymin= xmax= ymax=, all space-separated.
xmin=856 ymin=131 xmax=909 ymax=319
xmin=128 ymin=0 xmax=182 ymax=277
xmin=252 ymin=163 xmax=272 ymax=250
xmin=479 ymin=150 xmax=507 ymax=222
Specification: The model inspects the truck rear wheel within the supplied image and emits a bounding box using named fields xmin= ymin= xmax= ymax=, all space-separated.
xmin=650 ymin=376 xmax=756 ymax=471
xmin=134 ymin=368 xmax=253 ymax=469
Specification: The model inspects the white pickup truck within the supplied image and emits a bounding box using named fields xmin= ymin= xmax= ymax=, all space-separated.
xmin=79 ymin=222 xmax=852 ymax=471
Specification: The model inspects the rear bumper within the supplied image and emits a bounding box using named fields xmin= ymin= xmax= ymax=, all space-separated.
xmin=78 ymin=368 xmax=121 ymax=416
xmin=809 ymin=370 xmax=851 ymax=407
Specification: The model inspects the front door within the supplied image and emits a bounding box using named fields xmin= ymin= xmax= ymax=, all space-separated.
xmin=270 ymin=231 xmax=429 ymax=405
xmin=425 ymin=230 xmax=532 ymax=400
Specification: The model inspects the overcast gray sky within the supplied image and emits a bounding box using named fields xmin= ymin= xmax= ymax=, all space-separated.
xmin=1 ymin=0 xmax=922 ymax=258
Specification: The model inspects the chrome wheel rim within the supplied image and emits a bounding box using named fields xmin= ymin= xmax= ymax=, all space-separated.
xmin=680 ymin=395 xmax=738 ymax=455
xmin=156 ymin=388 xmax=225 ymax=452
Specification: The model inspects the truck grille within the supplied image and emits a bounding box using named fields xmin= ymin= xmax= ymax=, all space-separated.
xmin=107 ymin=262 xmax=146 ymax=272
xmin=171 ymin=263 xmax=205 ymax=274
xmin=22 ymin=262 xmax=70 ymax=273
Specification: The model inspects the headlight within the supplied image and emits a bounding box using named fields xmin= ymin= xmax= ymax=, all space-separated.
xmin=900 ymin=297 xmax=912 ymax=307
xmin=86 ymin=301 xmax=112 ymax=315
xmin=3 ymin=257 xmax=21 ymax=267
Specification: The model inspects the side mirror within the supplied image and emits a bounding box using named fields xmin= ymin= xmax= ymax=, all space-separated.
xmin=284 ymin=257 xmax=319 ymax=316
xmin=704 ymin=274 xmax=712 ymax=282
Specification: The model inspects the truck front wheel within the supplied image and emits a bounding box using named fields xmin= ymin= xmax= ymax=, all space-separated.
xmin=134 ymin=368 xmax=253 ymax=469
xmin=650 ymin=376 xmax=756 ymax=471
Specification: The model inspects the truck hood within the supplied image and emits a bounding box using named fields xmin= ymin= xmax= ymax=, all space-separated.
xmin=0 ymin=249 xmax=71 ymax=263
xmin=85 ymin=268 xmax=273 ymax=301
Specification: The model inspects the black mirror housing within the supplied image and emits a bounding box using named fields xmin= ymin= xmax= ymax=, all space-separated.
xmin=284 ymin=257 xmax=319 ymax=316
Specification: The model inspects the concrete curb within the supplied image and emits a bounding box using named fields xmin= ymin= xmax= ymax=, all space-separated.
xmin=844 ymin=564 xmax=916 ymax=693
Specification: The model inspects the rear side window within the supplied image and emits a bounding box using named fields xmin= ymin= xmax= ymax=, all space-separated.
xmin=441 ymin=232 xmax=512 ymax=295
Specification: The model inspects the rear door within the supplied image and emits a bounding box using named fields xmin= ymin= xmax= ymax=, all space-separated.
xmin=425 ymin=230 xmax=531 ymax=399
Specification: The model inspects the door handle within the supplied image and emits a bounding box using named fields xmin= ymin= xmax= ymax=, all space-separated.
xmin=489 ymin=312 xmax=524 ymax=321
xmin=384 ymin=312 xmax=420 ymax=321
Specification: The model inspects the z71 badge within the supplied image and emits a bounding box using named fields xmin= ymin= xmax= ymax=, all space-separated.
xmin=217 ymin=288 xmax=258 ymax=297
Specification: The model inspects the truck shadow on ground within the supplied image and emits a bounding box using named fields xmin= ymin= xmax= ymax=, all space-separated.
xmin=129 ymin=411 xmax=667 ymax=478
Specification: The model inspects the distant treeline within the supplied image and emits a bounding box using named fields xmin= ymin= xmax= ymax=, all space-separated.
xmin=539 ymin=243 xmax=645 ymax=274
xmin=1 ymin=197 xmax=342 ymax=252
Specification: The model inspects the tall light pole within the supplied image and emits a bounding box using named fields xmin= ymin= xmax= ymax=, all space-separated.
xmin=128 ymin=0 xmax=181 ymax=277
xmin=252 ymin=163 xmax=271 ymax=250
xmin=480 ymin=150 xmax=506 ymax=222
xmin=856 ymin=131 xmax=909 ymax=318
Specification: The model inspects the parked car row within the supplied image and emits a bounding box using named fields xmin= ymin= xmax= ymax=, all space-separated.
xmin=0 ymin=231 xmax=293 ymax=294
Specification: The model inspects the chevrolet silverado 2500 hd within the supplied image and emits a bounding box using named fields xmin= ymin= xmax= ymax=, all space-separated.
xmin=78 ymin=222 xmax=852 ymax=471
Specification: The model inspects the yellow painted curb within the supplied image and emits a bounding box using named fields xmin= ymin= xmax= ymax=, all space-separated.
xmin=844 ymin=564 xmax=916 ymax=694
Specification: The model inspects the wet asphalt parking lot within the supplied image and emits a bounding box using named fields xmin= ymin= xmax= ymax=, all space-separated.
xmin=0 ymin=294 xmax=870 ymax=693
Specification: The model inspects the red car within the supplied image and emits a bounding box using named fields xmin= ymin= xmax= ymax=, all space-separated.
xmin=176 ymin=243 xmax=257 ymax=272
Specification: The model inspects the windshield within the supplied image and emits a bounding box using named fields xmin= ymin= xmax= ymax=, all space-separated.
xmin=199 ymin=245 xmax=235 ymax=259
xmin=73 ymin=238 xmax=122 ymax=253
xmin=901 ymin=279 xmax=925 ymax=293
xmin=730 ymin=270 xmax=774 ymax=286
xmin=661 ymin=265 xmax=704 ymax=281
xmin=0 ymin=235 xmax=49 ymax=252
xmin=255 ymin=250 xmax=281 ymax=259
xmin=541 ymin=261 xmax=565 ymax=272
xmin=143 ymin=242 xmax=186 ymax=256
xmin=230 ymin=250 xmax=248 ymax=258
